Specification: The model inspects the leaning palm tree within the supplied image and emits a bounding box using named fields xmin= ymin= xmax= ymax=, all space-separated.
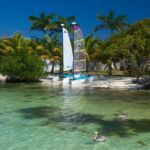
xmin=94 ymin=11 xmax=128 ymax=35
xmin=29 ymin=12 xmax=56 ymax=35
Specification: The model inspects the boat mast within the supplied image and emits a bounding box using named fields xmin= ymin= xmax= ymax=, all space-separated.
xmin=72 ymin=22 xmax=77 ymax=80
xmin=61 ymin=24 xmax=65 ymax=79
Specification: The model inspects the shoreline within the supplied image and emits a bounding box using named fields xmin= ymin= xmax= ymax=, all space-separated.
xmin=41 ymin=76 xmax=144 ymax=90
xmin=0 ymin=75 xmax=7 ymax=82
xmin=0 ymin=74 xmax=147 ymax=90
xmin=91 ymin=77 xmax=143 ymax=90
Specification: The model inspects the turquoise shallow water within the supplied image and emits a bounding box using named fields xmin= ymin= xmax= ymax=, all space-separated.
xmin=0 ymin=82 xmax=150 ymax=150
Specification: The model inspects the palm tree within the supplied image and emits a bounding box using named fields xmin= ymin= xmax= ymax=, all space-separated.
xmin=85 ymin=35 xmax=103 ymax=71
xmin=41 ymin=35 xmax=62 ymax=74
xmin=94 ymin=11 xmax=128 ymax=35
xmin=51 ymin=15 xmax=76 ymax=34
xmin=28 ymin=38 xmax=50 ymax=59
xmin=0 ymin=33 xmax=46 ymax=81
xmin=0 ymin=39 xmax=13 ymax=56
xmin=0 ymin=38 xmax=12 ymax=70
xmin=94 ymin=11 xmax=128 ymax=75
xmin=0 ymin=32 xmax=48 ymax=59
xmin=29 ymin=13 xmax=75 ymax=37
xmin=29 ymin=13 xmax=56 ymax=35
xmin=0 ymin=32 xmax=26 ymax=55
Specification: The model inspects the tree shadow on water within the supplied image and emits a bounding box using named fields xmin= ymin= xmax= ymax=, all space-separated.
xmin=18 ymin=106 xmax=59 ymax=119
xmin=17 ymin=106 xmax=150 ymax=138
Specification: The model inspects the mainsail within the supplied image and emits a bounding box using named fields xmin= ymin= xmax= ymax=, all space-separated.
xmin=62 ymin=27 xmax=73 ymax=71
xmin=73 ymin=25 xmax=86 ymax=72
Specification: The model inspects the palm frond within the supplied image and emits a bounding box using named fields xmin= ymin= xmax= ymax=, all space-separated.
xmin=28 ymin=16 xmax=39 ymax=21
xmin=94 ymin=24 xmax=107 ymax=33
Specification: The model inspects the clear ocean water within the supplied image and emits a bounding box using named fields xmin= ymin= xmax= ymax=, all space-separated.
xmin=0 ymin=82 xmax=150 ymax=150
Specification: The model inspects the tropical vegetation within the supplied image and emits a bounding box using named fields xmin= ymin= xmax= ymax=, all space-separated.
xmin=0 ymin=11 xmax=150 ymax=82
xmin=0 ymin=33 xmax=46 ymax=82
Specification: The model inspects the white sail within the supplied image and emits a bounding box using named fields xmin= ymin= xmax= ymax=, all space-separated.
xmin=63 ymin=27 xmax=73 ymax=71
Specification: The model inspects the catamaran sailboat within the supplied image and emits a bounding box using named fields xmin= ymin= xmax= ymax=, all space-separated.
xmin=61 ymin=23 xmax=97 ymax=85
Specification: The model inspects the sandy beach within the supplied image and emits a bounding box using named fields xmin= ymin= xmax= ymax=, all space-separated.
xmin=0 ymin=74 xmax=143 ymax=90
xmin=41 ymin=76 xmax=143 ymax=90
xmin=0 ymin=74 xmax=6 ymax=82
xmin=91 ymin=76 xmax=142 ymax=90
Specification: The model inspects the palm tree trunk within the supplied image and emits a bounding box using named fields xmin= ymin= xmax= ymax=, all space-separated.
xmin=108 ymin=64 xmax=112 ymax=76
xmin=51 ymin=63 xmax=54 ymax=74
xmin=86 ymin=59 xmax=89 ymax=73
xmin=92 ymin=62 xmax=95 ymax=71
xmin=59 ymin=62 xmax=63 ymax=75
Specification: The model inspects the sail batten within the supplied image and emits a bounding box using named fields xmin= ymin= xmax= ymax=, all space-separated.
xmin=74 ymin=59 xmax=86 ymax=62
xmin=74 ymin=39 xmax=84 ymax=43
xmin=74 ymin=49 xmax=85 ymax=52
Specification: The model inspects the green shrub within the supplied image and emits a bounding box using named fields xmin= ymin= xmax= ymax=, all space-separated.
xmin=0 ymin=48 xmax=45 ymax=82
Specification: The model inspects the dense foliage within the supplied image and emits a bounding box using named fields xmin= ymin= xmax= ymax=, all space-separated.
xmin=0 ymin=12 xmax=150 ymax=82
xmin=103 ymin=19 xmax=150 ymax=77
xmin=0 ymin=33 xmax=46 ymax=82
